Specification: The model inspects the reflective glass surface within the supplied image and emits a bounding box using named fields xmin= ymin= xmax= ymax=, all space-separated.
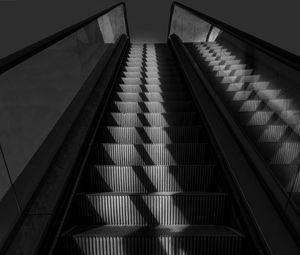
xmin=170 ymin=4 xmax=300 ymax=214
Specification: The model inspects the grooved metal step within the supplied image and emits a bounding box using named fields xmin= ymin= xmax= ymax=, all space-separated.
xmin=103 ymin=113 xmax=199 ymax=126
xmin=74 ymin=192 xmax=228 ymax=225
xmin=232 ymin=100 xmax=262 ymax=112
xmin=237 ymin=111 xmax=278 ymax=126
xmin=205 ymin=55 xmax=236 ymax=62
xmin=125 ymin=65 xmax=178 ymax=71
xmin=213 ymin=64 xmax=246 ymax=71
xmin=112 ymin=92 xmax=189 ymax=102
xmin=126 ymin=58 xmax=175 ymax=64
xmin=120 ymin=77 xmax=182 ymax=85
xmin=108 ymin=102 xmax=194 ymax=113
xmin=85 ymin=165 xmax=217 ymax=192
xmin=122 ymin=71 xmax=180 ymax=79
xmin=220 ymin=75 xmax=261 ymax=84
xmin=92 ymin=143 xmax=214 ymax=165
xmin=125 ymin=62 xmax=177 ymax=70
xmin=144 ymin=66 xmax=178 ymax=72
xmin=271 ymin=165 xmax=300 ymax=192
xmin=116 ymin=84 xmax=185 ymax=93
xmin=229 ymin=91 xmax=253 ymax=101
xmin=97 ymin=127 xmax=205 ymax=143
xmin=258 ymin=142 xmax=300 ymax=164
xmin=209 ymin=59 xmax=241 ymax=66
xmin=126 ymin=62 xmax=175 ymax=68
xmin=216 ymin=69 xmax=253 ymax=77
xmin=61 ymin=225 xmax=243 ymax=255
xmin=248 ymin=125 xmax=288 ymax=142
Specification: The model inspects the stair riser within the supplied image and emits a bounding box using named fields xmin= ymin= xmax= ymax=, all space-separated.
xmin=127 ymin=57 xmax=174 ymax=62
xmin=237 ymin=112 xmax=278 ymax=126
xmin=125 ymin=65 xmax=178 ymax=71
xmin=231 ymin=100 xmax=262 ymax=112
xmin=108 ymin=102 xmax=194 ymax=113
xmin=220 ymin=75 xmax=260 ymax=84
xmin=112 ymin=93 xmax=189 ymax=102
xmin=74 ymin=194 xmax=228 ymax=225
xmin=120 ymin=78 xmax=182 ymax=85
xmin=124 ymin=67 xmax=178 ymax=73
xmin=257 ymin=142 xmax=300 ymax=164
xmin=208 ymin=60 xmax=241 ymax=66
xmin=97 ymin=127 xmax=205 ymax=143
xmin=116 ymin=85 xmax=185 ymax=93
xmin=205 ymin=56 xmax=236 ymax=62
xmin=212 ymin=64 xmax=247 ymax=71
xmin=91 ymin=144 xmax=214 ymax=165
xmin=85 ymin=165 xmax=216 ymax=192
xmin=122 ymin=73 xmax=180 ymax=79
xmin=61 ymin=236 xmax=243 ymax=255
xmin=103 ymin=113 xmax=199 ymax=127
xmin=126 ymin=63 xmax=177 ymax=68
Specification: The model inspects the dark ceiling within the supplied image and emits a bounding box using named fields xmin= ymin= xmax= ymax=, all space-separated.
xmin=0 ymin=0 xmax=299 ymax=57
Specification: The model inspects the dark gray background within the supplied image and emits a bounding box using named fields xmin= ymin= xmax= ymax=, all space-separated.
xmin=0 ymin=0 xmax=299 ymax=58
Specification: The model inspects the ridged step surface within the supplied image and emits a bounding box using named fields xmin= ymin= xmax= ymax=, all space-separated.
xmin=92 ymin=143 xmax=213 ymax=165
xmin=112 ymin=92 xmax=189 ymax=102
xmin=108 ymin=102 xmax=194 ymax=113
xmin=120 ymin=77 xmax=182 ymax=85
xmin=74 ymin=192 xmax=228 ymax=224
xmin=61 ymin=225 xmax=243 ymax=255
xmin=116 ymin=84 xmax=185 ymax=93
xmin=97 ymin=127 xmax=205 ymax=143
xmin=103 ymin=113 xmax=199 ymax=126
xmin=85 ymin=165 xmax=217 ymax=192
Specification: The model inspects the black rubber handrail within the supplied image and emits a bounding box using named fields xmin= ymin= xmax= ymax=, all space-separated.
xmin=0 ymin=2 xmax=130 ymax=75
xmin=168 ymin=1 xmax=300 ymax=71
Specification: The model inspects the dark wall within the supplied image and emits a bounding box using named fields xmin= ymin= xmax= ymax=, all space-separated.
xmin=0 ymin=0 xmax=300 ymax=57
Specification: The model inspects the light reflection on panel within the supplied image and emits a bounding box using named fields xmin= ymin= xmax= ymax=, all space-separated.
xmin=169 ymin=5 xmax=221 ymax=42
xmin=0 ymin=5 xmax=127 ymax=185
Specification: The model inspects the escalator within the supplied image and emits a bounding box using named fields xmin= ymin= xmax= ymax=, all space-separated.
xmin=2 ymin=3 xmax=300 ymax=255
xmin=55 ymin=43 xmax=245 ymax=254
xmin=189 ymin=41 xmax=300 ymax=204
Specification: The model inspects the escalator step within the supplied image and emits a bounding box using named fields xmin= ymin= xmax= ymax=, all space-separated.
xmin=124 ymin=67 xmax=178 ymax=74
xmin=208 ymin=59 xmax=241 ymax=66
xmin=145 ymin=66 xmax=178 ymax=72
xmin=237 ymin=111 xmax=280 ymax=126
xmin=232 ymin=99 xmax=262 ymax=112
xmin=91 ymin=143 xmax=214 ymax=165
xmin=61 ymin=225 xmax=243 ymax=255
xmin=126 ymin=58 xmax=175 ymax=64
xmin=122 ymin=71 xmax=180 ymax=79
xmin=213 ymin=64 xmax=246 ymax=71
xmin=125 ymin=65 xmax=178 ymax=71
xmin=271 ymin=165 xmax=300 ymax=192
xmin=246 ymin=125 xmax=292 ymax=143
xmin=257 ymin=141 xmax=300 ymax=164
xmin=73 ymin=192 xmax=228 ymax=225
xmin=108 ymin=102 xmax=195 ymax=113
xmin=103 ymin=112 xmax=199 ymax=126
xmin=112 ymin=92 xmax=189 ymax=102
xmin=97 ymin=127 xmax=205 ymax=143
xmin=85 ymin=165 xmax=217 ymax=192
xmin=116 ymin=84 xmax=185 ymax=93
xmin=120 ymin=77 xmax=182 ymax=85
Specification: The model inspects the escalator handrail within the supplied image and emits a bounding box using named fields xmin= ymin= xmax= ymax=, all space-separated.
xmin=167 ymin=1 xmax=300 ymax=71
xmin=0 ymin=2 xmax=130 ymax=75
